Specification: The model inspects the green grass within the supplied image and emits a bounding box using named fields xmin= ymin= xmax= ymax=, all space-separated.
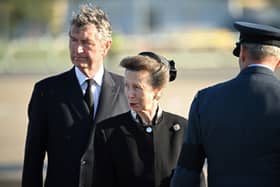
xmin=0 ymin=37 xmax=237 ymax=74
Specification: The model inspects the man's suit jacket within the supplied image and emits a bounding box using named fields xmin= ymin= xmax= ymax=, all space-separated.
xmin=22 ymin=67 xmax=129 ymax=187
xmin=172 ymin=66 xmax=280 ymax=187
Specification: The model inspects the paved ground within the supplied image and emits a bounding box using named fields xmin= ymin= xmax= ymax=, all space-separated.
xmin=0 ymin=68 xmax=240 ymax=186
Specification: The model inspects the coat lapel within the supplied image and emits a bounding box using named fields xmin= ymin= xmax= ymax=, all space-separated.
xmin=66 ymin=68 xmax=90 ymax=119
xmin=94 ymin=70 xmax=120 ymax=124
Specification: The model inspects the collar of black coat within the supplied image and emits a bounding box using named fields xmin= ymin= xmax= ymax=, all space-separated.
xmin=130 ymin=106 xmax=163 ymax=126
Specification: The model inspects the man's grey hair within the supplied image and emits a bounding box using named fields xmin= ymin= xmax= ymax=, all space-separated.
xmin=243 ymin=43 xmax=280 ymax=60
xmin=70 ymin=4 xmax=112 ymax=42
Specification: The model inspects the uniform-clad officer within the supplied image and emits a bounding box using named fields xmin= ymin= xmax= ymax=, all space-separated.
xmin=171 ymin=21 xmax=280 ymax=187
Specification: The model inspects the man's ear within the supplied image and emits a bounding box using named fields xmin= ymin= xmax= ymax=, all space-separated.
xmin=102 ymin=40 xmax=112 ymax=57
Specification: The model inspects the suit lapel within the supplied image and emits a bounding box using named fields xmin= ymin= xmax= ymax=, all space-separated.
xmin=94 ymin=70 xmax=120 ymax=124
xmin=66 ymin=67 xmax=90 ymax=119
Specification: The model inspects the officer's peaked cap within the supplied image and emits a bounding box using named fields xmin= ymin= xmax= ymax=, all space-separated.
xmin=233 ymin=21 xmax=280 ymax=57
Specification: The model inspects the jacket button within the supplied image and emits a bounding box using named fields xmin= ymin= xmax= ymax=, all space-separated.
xmin=145 ymin=126 xmax=153 ymax=133
xmin=81 ymin=160 xmax=87 ymax=165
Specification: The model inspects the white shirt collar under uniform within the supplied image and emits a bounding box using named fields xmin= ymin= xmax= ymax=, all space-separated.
xmin=74 ymin=65 xmax=104 ymax=118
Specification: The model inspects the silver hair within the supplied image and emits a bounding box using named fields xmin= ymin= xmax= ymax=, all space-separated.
xmin=120 ymin=55 xmax=169 ymax=89
xmin=243 ymin=43 xmax=280 ymax=60
xmin=70 ymin=4 xmax=112 ymax=42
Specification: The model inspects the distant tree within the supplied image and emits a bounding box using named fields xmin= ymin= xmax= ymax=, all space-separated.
xmin=269 ymin=0 xmax=280 ymax=5
xmin=1 ymin=0 xmax=68 ymax=38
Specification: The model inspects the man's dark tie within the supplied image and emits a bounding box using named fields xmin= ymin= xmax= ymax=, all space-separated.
xmin=84 ymin=79 xmax=94 ymax=113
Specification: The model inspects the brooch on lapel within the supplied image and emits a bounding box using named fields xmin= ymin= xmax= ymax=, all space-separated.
xmin=172 ymin=123 xmax=181 ymax=131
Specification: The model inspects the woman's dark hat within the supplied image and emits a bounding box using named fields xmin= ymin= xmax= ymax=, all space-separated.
xmin=233 ymin=21 xmax=280 ymax=57
xmin=139 ymin=51 xmax=177 ymax=82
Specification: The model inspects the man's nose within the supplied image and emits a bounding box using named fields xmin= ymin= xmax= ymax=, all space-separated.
xmin=77 ymin=45 xmax=84 ymax=53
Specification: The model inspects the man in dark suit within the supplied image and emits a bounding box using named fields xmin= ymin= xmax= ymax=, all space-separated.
xmin=22 ymin=4 xmax=129 ymax=187
xmin=171 ymin=21 xmax=280 ymax=187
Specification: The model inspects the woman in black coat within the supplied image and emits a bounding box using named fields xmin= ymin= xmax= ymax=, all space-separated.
xmin=93 ymin=52 xmax=188 ymax=187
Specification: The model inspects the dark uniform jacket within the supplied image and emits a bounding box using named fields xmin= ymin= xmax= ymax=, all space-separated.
xmin=22 ymin=67 xmax=129 ymax=187
xmin=93 ymin=111 xmax=187 ymax=187
xmin=172 ymin=66 xmax=280 ymax=187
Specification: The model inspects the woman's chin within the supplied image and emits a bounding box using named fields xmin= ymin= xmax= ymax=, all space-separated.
xmin=130 ymin=106 xmax=139 ymax=112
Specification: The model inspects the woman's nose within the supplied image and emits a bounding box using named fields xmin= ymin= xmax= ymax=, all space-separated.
xmin=126 ymin=88 xmax=134 ymax=98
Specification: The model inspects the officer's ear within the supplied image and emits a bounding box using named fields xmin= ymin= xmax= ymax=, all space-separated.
xmin=240 ymin=45 xmax=247 ymax=63
xmin=276 ymin=58 xmax=280 ymax=68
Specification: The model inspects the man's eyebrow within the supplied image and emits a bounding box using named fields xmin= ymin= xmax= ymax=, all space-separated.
xmin=69 ymin=33 xmax=75 ymax=38
xmin=82 ymin=39 xmax=95 ymax=43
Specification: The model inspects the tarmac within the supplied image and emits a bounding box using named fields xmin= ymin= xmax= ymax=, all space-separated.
xmin=0 ymin=68 xmax=239 ymax=187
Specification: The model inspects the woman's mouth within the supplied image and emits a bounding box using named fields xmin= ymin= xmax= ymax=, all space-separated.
xmin=129 ymin=103 xmax=137 ymax=108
